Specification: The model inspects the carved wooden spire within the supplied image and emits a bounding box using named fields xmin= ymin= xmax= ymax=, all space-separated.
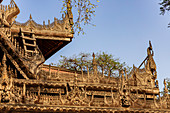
xmin=2 ymin=53 xmax=8 ymax=80
xmin=30 ymin=14 xmax=32 ymax=20
xmin=66 ymin=0 xmax=74 ymax=33
xmin=66 ymin=0 xmax=73 ymax=24
xmin=164 ymin=79 xmax=168 ymax=94
xmin=92 ymin=53 xmax=97 ymax=76
xmin=54 ymin=17 xmax=57 ymax=25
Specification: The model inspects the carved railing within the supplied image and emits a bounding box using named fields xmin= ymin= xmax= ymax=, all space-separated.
xmin=0 ymin=65 xmax=168 ymax=111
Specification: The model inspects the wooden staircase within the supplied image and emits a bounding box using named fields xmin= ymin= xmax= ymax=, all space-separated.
xmin=21 ymin=30 xmax=37 ymax=57
xmin=0 ymin=27 xmax=45 ymax=79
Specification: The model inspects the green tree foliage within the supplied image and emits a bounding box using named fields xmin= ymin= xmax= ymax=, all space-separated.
xmin=159 ymin=0 xmax=170 ymax=27
xmin=160 ymin=0 xmax=170 ymax=15
xmin=61 ymin=0 xmax=99 ymax=35
xmin=58 ymin=52 xmax=131 ymax=77
xmin=58 ymin=53 xmax=92 ymax=72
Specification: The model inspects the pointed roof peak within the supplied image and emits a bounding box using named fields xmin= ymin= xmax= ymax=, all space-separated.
xmin=92 ymin=52 xmax=95 ymax=58
xmin=30 ymin=14 xmax=32 ymax=20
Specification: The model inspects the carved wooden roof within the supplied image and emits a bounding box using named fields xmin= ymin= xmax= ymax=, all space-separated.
xmin=0 ymin=0 xmax=73 ymax=78
xmin=11 ymin=14 xmax=73 ymax=60
xmin=0 ymin=0 xmax=169 ymax=112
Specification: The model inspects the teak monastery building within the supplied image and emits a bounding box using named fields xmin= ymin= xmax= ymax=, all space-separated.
xmin=0 ymin=0 xmax=169 ymax=113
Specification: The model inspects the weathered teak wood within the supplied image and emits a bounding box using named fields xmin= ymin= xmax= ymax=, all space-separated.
xmin=35 ymin=36 xmax=71 ymax=41
xmin=0 ymin=0 xmax=169 ymax=113
xmin=21 ymin=30 xmax=38 ymax=56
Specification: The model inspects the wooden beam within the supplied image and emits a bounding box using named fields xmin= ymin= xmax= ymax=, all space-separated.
xmin=35 ymin=36 xmax=71 ymax=41
xmin=11 ymin=27 xmax=73 ymax=38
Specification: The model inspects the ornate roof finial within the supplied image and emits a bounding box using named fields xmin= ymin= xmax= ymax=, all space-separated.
xmin=92 ymin=53 xmax=97 ymax=75
xmin=164 ymin=79 xmax=168 ymax=94
xmin=54 ymin=17 xmax=57 ymax=21
xmin=43 ymin=21 xmax=45 ymax=28
xmin=54 ymin=17 xmax=57 ymax=25
xmin=48 ymin=20 xmax=50 ymax=25
xmin=2 ymin=53 xmax=6 ymax=64
xmin=92 ymin=52 xmax=95 ymax=58
xmin=48 ymin=20 xmax=50 ymax=29
xmin=30 ymin=14 xmax=32 ymax=20
xmin=66 ymin=0 xmax=74 ymax=33
xmin=149 ymin=40 xmax=152 ymax=50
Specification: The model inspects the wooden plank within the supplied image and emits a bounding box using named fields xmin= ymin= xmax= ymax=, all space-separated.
xmin=11 ymin=28 xmax=73 ymax=38
xmin=25 ymin=43 xmax=36 ymax=47
xmin=35 ymin=36 xmax=71 ymax=41
xmin=23 ymin=36 xmax=36 ymax=40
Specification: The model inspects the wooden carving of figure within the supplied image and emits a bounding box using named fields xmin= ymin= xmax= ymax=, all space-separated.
xmin=146 ymin=41 xmax=157 ymax=79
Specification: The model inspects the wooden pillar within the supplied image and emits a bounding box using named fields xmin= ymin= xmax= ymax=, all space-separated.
xmin=23 ymin=83 xmax=26 ymax=97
